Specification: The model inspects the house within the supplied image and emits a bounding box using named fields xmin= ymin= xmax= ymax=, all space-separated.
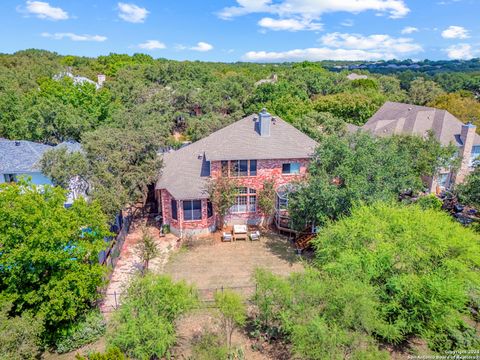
xmin=0 ymin=139 xmax=85 ymax=204
xmin=53 ymin=71 xmax=106 ymax=89
xmin=351 ymin=101 xmax=480 ymax=193
xmin=346 ymin=73 xmax=368 ymax=80
xmin=155 ymin=109 xmax=317 ymax=236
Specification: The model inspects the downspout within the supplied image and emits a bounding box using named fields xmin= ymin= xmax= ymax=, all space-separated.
xmin=179 ymin=200 xmax=183 ymax=239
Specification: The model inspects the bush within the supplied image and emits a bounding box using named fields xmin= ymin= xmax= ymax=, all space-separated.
xmin=108 ymin=274 xmax=198 ymax=359
xmin=75 ymin=347 xmax=126 ymax=360
xmin=0 ymin=302 xmax=43 ymax=360
xmin=55 ymin=310 xmax=106 ymax=353
xmin=416 ymin=194 xmax=443 ymax=210
xmin=191 ymin=332 xmax=229 ymax=360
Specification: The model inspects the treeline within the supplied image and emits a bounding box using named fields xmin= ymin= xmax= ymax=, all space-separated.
xmin=1 ymin=49 xmax=479 ymax=148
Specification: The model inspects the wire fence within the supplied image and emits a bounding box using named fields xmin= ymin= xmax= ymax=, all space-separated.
xmin=100 ymin=284 xmax=258 ymax=313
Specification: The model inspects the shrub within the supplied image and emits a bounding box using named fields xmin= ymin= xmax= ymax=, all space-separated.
xmin=75 ymin=347 xmax=126 ymax=360
xmin=108 ymin=274 xmax=198 ymax=359
xmin=190 ymin=332 xmax=229 ymax=360
xmin=416 ymin=194 xmax=443 ymax=210
xmin=0 ymin=302 xmax=43 ymax=360
xmin=55 ymin=310 xmax=106 ymax=353
xmin=214 ymin=290 xmax=247 ymax=350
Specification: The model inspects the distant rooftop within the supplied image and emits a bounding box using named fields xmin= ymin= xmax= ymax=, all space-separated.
xmin=361 ymin=101 xmax=480 ymax=146
xmin=0 ymin=139 xmax=82 ymax=173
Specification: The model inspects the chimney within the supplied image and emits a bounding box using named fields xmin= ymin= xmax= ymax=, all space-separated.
xmin=258 ymin=108 xmax=271 ymax=137
xmin=455 ymin=121 xmax=477 ymax=185
xmin=97 ymin=74 xmax=106 ymax=87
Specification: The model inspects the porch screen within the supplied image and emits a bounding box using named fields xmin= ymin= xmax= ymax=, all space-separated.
xmin=183 ymin=200 xmax=202 ymax=221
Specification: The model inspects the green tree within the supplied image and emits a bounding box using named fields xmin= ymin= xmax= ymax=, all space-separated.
xmin=214 ymin=290 xmax=247 ymax=350
xmin=457 ymin=166 xmax=480 ymax=208
xmin=136 ymin=228 xmax=159 ymax=275
xmin=0 ymin=181 xmax=110 ymax=344
xmin=408 ymin=78 xmax=444 ymax=105
xmin=257 ymin=179 xmax=277 ymax=227
xmin=428 ymin=92 xmax=480 ymax=129
xmin=207 ymin=176 xmax=238 ymax=230
xmin=289 ymin=131 xmax=456 ymax=228
xmin=108 ymin=274 xmax=197 ymax=359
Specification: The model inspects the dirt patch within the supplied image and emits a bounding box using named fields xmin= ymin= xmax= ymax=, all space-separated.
xmin=172 ymin=308 xmax=272 ymax=360
xmin=42 ymin=337 xmax=106 ymax=360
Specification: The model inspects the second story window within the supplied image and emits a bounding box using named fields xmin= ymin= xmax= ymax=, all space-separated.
xmin=227 ymin=160 xmax=257 ymax=177
xmin=282 ymin=162 xmax=300 ymax=175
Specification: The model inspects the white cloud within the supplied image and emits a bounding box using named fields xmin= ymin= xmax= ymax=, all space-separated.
xmin=41 ymin=32 xmax=107 ymax=42
xmin=441 ymin=25 xmax=469 ymax=39
xmin=21 ymin=1 xmax=69 ymax=20
xmin=445 ymin=43 xmax=474 ymax=59
xmin=320 ymin=32 xmax=422 ymax=54
xmin=243 ymin=31 xmax=423 ymax=62
xmin=117 ymin=2 xmax=149 ymax=23
xmin=138 ymin=40 xmax=166 ymax=50
xmin=258 ymin=17 xmax=321 ymax=31
xmin=190 ymin=42 xmax=214 ymax=52
xmin=243 ymin=48 xmax=386 ymax=62
xmin=341 ymin=19 xmax=354 ymax=27
xmin=401 ymin=26 xmax=418 ymax=34
xmin=218 ymin=0 xmax=409 ymax=21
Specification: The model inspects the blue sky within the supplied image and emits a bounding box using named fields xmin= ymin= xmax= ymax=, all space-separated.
xmin=0 ymin=0 xmax=479 ymax=62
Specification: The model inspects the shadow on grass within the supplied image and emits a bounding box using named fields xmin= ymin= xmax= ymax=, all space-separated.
xmin=262 ymin=231 xmax=307 ymax=266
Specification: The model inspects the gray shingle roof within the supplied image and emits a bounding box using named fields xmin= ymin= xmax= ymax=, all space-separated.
xmin=0 ymin=139 xmax=53 ymax=173
xmin=156 ymin=113 xmax=318 ymax=200
xmin=0 ymin=139 xmax=82 ymax=173
xmin=361 ymin=101 xmax=480 ymax=146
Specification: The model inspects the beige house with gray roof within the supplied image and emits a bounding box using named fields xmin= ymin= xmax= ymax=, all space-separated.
xmin=353 ymin=101 xmax=480 ymax=192
xmin=155 ymin=109 xmax=317 ymax=236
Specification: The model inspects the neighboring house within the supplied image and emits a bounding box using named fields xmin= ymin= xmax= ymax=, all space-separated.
xmin=53 ymin=71 xmax=106 ymax=89
xmin=0 ymin=139 xmax=85 ymax=205
xmin=346 ymin=73 xmax=368 ymax=80
xmin=351 ymin=101 xmax=480 ymax=193
xmin=155 ymin=109 xmax=318 ymax=236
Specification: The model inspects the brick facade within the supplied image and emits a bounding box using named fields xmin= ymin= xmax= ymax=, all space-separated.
xmin=158 ymin=158 xmax=310 ymax=236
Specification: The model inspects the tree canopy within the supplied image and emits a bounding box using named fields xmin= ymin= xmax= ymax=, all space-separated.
xmin=288 ymin=131 xmax=457 ymax=228
xmin=0 ymin=181 xmax=110 ymax=343
xmin=253 ymin=202 xmax=480 ymax=359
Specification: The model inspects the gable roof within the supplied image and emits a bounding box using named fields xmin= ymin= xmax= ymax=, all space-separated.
xmin=0 ymin=139 xmax=82 ymax=173
xmin=156 ymin=113 xmax=317 ymax=200
xmin=362 ymin=101 xmax=480 ymax=146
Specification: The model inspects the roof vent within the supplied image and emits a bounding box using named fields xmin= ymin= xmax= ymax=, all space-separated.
xmin=408 ymin=107 xmax=412 ymax=111
xmin=14 ymin=141 xmax=21 ymax=146
xmin=258 ymin=108 xmax=271 ymax=137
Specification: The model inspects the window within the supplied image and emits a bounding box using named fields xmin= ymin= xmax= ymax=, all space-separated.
xmin=282 ymin=162 xmax=300 ymax=174
xmin=4 ymin=174 xmax=17 ymax=182
xmin=171 ymin=199 xmax=177 ymax=220
xmin=471 ymin=146 xmax=480 ymax=167
xmin=438 ymin=173 xmax=449 ymax=188
xmin=207 ymin=200 xmax=213 ymax=218
xmin=226 ymin=160 xmax=257 ymax=177
xmin=230 ymin=187 xmax=257 ymax=213
xmin=183 ymin=200 xmax=202 ymax=221
xmin=250 ymin=160 xmax=257 ymax=176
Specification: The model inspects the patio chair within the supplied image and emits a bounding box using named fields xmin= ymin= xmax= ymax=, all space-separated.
xmin=222 ymin=231 xmax=232 ymax=242
xmin=249 ymin=230 xmax=260 ymax=241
